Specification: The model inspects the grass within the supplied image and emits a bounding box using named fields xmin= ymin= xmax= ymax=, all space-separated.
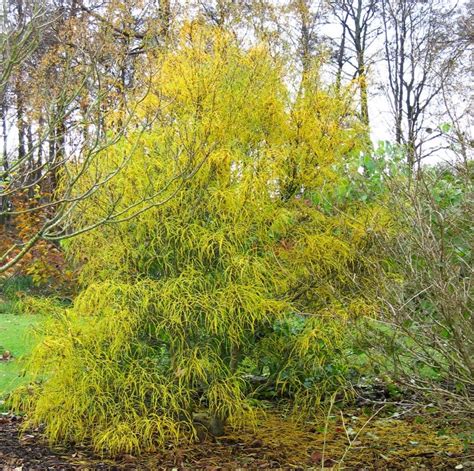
xmin=0 ymin=276 xmax=59 ymax=407
xmin=0 ymin=307 xmax=43 ymax=399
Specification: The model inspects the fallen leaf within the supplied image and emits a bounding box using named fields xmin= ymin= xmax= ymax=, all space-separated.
xmin=310 ymin=451 xmax=322 ymax=463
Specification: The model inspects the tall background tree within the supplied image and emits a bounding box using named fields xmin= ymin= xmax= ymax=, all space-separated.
xmin=380 ymin=0 xmax=462 ymax=170
xmin=330 ymin=0 xmax=378 ymax=127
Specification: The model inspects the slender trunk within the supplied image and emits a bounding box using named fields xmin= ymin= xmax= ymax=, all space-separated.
xmin=160 ymin=0 xmax=171 ymax=40
xmin=406 ymin=103 xmax=415 ymax=170
xmin=48 ymin=121 xmax=56 ymax=191
xmin=336 ymin=19 xmax=347 ymax=93
xmin=16 ymin=85 xmax=26 ymax=164
xmin=27 ymin=123 xmax=34 ymax=197
xmin=358 ymin=56 xmax=369 ymax=128
xmin=396 ymin=11 xmax=406 ymax=147
xmin=36 ymin=116 xmax=43 ymax=185
xmin=53 ymin=111 xmax=66 ymax=192
xmin=0 ymin=104 xmax=9 ymax=225
xmin=1 ymin=103 xmax=8 ymax=175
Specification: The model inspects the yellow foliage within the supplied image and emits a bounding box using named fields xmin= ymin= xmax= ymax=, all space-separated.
xmin=13 ymin=24 xmax=385 ymax=455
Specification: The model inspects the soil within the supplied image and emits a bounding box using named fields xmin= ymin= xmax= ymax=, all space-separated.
xmin=1 ymin=407 xmax=472 ymax=470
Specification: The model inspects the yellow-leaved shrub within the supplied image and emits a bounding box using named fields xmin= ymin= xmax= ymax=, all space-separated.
xmin=13 ymin=24 xmax=385 ymax=455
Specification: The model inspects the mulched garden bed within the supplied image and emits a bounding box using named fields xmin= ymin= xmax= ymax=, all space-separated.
xmin=1 ymin=406 xmax=472 ymax=470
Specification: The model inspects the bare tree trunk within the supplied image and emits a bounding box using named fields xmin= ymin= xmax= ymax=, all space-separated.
xmin=0 ymin=104 xmax=9 ymax=225
xmin=1 ymin=103 xmax=8 ymax=175
xmin=160 ymin=0 xmax=171 ymax=39
xmin=16 ymin=83 xmax=26 ymax=164
xmin=335 ymin=12 xmax=348 ymax=92
xmin=358 ymin=53 xmax=369 ymax=127
xmin=331 ymin=0 xmax=377 ymax=129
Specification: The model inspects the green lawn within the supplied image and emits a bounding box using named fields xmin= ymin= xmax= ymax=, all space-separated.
xmin=0 ymin=312 xmax=43 ymax=398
